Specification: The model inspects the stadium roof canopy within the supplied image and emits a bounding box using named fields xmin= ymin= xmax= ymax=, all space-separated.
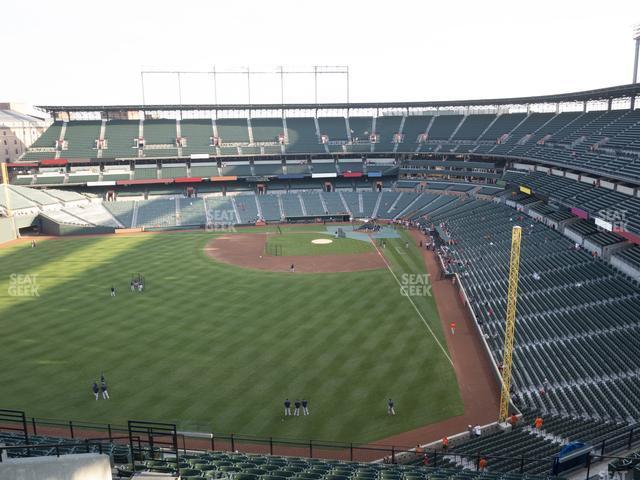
xmin=37 ymin=83 xmax=640 ymax=114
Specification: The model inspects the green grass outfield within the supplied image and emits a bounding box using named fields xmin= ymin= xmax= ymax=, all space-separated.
xmin=0 ymin=229 xmax=462 ymax=443
xmin=265 ymin=232 xmax=373 ymax=256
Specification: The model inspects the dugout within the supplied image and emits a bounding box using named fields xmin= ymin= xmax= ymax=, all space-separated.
xmin=284 ymin=214 xmax=350 ymax=223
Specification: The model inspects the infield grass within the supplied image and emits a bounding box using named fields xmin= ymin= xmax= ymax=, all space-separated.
xmin=0 ymin=228 xmax=462 ymax=443
xmin=265 ymin=232 xmax=374 ymax=256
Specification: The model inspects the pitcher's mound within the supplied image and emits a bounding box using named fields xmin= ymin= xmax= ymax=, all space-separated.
xmin=311 ymin=238 xmax=333 ymax=245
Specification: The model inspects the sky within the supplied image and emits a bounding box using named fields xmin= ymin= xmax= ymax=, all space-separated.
xmin=2 ymin=0 xmax=640 ymax=106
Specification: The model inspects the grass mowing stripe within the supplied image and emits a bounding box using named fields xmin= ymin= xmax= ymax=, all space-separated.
xmin=0 ymin=230 xmax=462 ymax=442
xmin=372 ymin=234 xmax=454 ymax=367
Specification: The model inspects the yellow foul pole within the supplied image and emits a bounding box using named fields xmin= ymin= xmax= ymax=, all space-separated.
xmin=499 ymin=225 xmax=522 ymax=422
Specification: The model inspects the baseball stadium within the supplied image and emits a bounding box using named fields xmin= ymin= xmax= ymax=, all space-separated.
xmin=2 ymin=12 xmax=640 ymax=480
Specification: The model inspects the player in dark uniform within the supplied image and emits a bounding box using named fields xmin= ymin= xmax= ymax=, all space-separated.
xmin=92 ymin=381 xmax=99 ymax=400
xmin=284 ymin=398 xmax=291 ymax=416
xmin=101 ymin=380 xmax=110 ymax=399
xmin=387 ymin=398 xmax=395 ymax=415
xmin=294 ymin=399 xmax=301 ymax=416
xmin=302 ymin=399 xmax=309 ymax=416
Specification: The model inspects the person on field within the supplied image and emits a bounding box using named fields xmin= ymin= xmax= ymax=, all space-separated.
xmin=294 ymin=399 xmax=301 ymax=416
xmin=290 ymin=263 xmax=295 ymax=273
xmin=450 ymin=322 xmax=456 ymax=335
xmin=110 ymin=286 xmax=116 ymax=297
xmin=31 ymin=240 xmax=36 ymax=248
xmin=387 ymin=398 xmax=395 ymax=416
xmin=92 ymin=381 xmax=99 ymax=400
xmin=101 ymin=380 xmax=110 ymax=399
xmin=130 ymin=281 xmax=135 ymax=292
xmin=284 ymin=399 xmax=291 ymax=416
xmin=302 ymin=399 xmax=309 ymax=416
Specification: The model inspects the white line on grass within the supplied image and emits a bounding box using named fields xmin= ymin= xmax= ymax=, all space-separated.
xmin=370 ymin=236 xmax=454 ymax=367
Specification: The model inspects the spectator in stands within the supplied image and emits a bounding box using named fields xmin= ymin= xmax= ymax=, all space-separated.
xmin=442 ymin=436 xmax=449 ymax=451
xmin=510 ymin=413 xmax=518 ymax=428
xmin=110 ymin=286 xmax=116 ymax=297
xmin=473 ymin=425 xmax=482 ymax=437
xmin=387 ymin=398 xmax=396 ymax=416
xmin=478 ymin=458 xmax=488 ymax=472
xmin=422 ymin=454 xmax=429 ymax=466
xmin=467 ymin=425 xmax=473 ymax=438
xmin=302 ymin=399 xmax=309 ymax=416
xmin=91 ymin=381 xmax=99 ymax=401
xmin=534 ymin=416 xmax=544 ymax=430
xmin=284 ymin=399 xmax=291 ymax=416
xmin=294 ymin=399 xmax=301 ymax=416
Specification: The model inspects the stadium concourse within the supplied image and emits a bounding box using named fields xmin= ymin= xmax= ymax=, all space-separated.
xmin=2 ymin=83 xmax=640 ymax=479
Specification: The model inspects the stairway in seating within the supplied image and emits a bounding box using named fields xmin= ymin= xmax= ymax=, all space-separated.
xmin=131 ymin=201 xmax=139 ymax=228
xmin=230 ymin=197 xmax=242 ymax=224
xmin=247 ymin=117 xmax=254 ymax=144
xmin=448 ymin=115 xmax=467 ymax=140
xmin=175 ymin=197 xmax=181 ymax=226
xmin=277 ymin=194 xmax=285 ymax=220
xmin=370 ymin=116 xmax=377 ymax=153
xmin=393 ymin=115 xmax=407 ymax=154
xmin=176 ymin=119 xmax=182 ymax=157
xmin=298 ymin=194 xmax=307 ymax=216
xmin=254 ymin=194 xmax=263 ymax=219
xmin=395 ymin=193 xmax=426 ymax=219
xmin=281 ymin=117 xmax=288 ymax=155
xmin=318 ymin=192 xmax=329 ymax=213
xmin=358 ymin=192 xmax=364 ymax=214
xmin=387 ymin=192 xmax=404 ymax=216
xmin=202 ymin=197 xmax=213 ymax=226
xmin=476 ymin=114 xmax=500 ymax=141
xmin=55 ymin=122 xmax=67 ymax=159
xmin=338 ymin=191 xmax=351 ymax=215
xmin=371 ymin=192 xmax=383 ymax=218
xmin=97 ymin=120 xmax=107 ymax=158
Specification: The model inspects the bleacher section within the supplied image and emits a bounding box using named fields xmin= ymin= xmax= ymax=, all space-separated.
xmin=135 ymin=199 xmax=177 ymax=228
xmin=419 ymin=199 xmax=640 ymax=424
xmin=217 ymin=118 xmax=250 ymax=144
xmin=180 ymin=119 xmax=215 ymax=156
xmin=502 ymin=170 xmax=640 ymax=236
xmin=0 ymin=430 xmax=563 ymax=480
xmin=286 ymin=118 xmax=324 ymax=153
xmin=16 ymin=109 xmax=640 ymax=186
xmin=63 ymin=121 xmax=100 ymax=158
xmin=144 ymin=120 xmax=178 ymax=157
xmin=103 ymin=120 xmax=138 ymax=158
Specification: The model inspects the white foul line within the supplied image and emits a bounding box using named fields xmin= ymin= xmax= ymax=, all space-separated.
xmin=371 ymin=236 xmax=454 ymax=367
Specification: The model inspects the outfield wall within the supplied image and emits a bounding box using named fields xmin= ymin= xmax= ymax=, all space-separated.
xmin=38 ymin=215 xmax=115 ymax=236
xmin=0 ymin=217 xmax=17 ymax=244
